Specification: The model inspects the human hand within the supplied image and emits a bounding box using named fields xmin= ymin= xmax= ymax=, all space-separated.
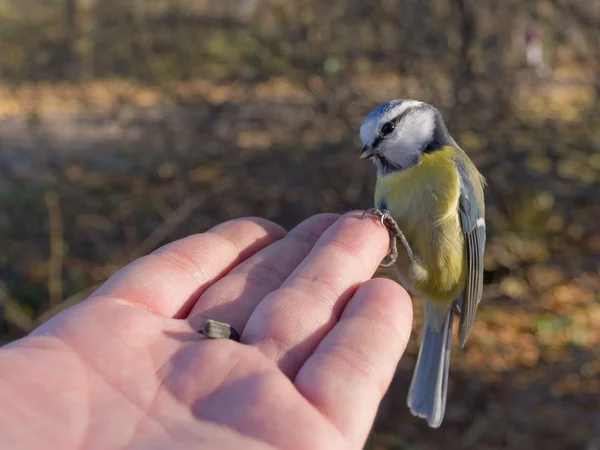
xmin=0 ymin=212 xmax=412 ymax=449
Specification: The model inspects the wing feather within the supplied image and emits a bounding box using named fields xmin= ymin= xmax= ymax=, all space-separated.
xmin=455 ymin=160 xmax=486 ymax=347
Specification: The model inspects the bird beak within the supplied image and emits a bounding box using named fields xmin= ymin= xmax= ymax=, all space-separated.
xmin=360 ymin=145 xmax=375 ymax=160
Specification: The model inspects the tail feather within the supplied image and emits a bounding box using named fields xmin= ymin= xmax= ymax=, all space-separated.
xmin=407 ymin=301 xmax=453 ymax=428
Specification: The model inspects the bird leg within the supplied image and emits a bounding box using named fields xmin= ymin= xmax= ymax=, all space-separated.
xmin=362 ymin=208 xmax=415 ymax=267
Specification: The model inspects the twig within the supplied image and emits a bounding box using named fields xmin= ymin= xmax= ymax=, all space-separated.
xmin=35 ymin=194 xmax=204 ymax=326
xmin=461 ymin=416 xmax=488 ymax=447
xmin=128 ymin=194 xmax=205 ymax=260
xmin=45 ymin=191 xmax=64 ymax=308
xmin=0 ymin=282 xmax=36 ymax=334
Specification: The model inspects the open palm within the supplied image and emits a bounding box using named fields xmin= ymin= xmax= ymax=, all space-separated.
xmin=0 ymin=213 xmax=412 ymax=450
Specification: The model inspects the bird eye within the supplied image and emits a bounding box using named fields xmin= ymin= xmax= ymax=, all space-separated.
xmin=381 ymin=122 xmax=395 ymax=135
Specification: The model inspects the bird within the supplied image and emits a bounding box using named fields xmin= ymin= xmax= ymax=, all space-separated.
xmin=359 ymin=99 xmax=486 ymax=428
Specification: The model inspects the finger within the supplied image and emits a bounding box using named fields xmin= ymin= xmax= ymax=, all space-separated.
xmin=90 ymin=217 xmax=285 ymax=318
xmin=295 ymin=278 xmax=412 ymax=447
xmin=242 ymin=211 xmax=390 ymax=377
xmin=187 ymin=214 xmax=340 ymax=332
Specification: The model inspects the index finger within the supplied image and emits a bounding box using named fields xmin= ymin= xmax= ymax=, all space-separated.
xmin=242 ymin=211 xmax=391 ymax=376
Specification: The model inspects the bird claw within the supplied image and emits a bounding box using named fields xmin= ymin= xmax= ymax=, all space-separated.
xmin=362 ymin=208 xmax=386 ymax=227
xmin=362 ymin=208 xmax=415 ymax=267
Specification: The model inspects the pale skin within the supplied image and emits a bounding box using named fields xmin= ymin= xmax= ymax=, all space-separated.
xmin=0 ymin=212 xmax=412 ymax=450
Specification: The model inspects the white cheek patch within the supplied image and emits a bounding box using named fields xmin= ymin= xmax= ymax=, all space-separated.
xmin=384 ymin=108 xmax=435 ymax=165
xmin=398 ymin=109 xmax=435 ymax=148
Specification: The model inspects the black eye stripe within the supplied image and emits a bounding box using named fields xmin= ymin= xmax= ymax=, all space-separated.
xmin=373 ymin=105 xmax=431 ymax=148
xmin=380 ymin=108 xmax=412 ymax=137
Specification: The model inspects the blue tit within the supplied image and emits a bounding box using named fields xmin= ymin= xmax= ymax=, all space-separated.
xmin=359 ymin=99 xmax=486 ymax=428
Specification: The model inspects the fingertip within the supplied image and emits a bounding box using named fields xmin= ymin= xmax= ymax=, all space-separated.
xmin=348 ymin=278 xmax=413 ymax=349
xmin=211 ymin=216 xmax=287 ymax=240
xmin=287 ymin=213 xmax=340 ymax=242
xmin=356 ymin=277 xmax=412 ymax=310
xmin=337 ymin=210 xmax=392 ymax=255
xmin=304 ymin=212 xmax=341 ymax=223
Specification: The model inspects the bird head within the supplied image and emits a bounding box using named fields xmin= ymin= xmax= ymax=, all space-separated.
xmin=359 ymin=100 xmax=451 ymax=176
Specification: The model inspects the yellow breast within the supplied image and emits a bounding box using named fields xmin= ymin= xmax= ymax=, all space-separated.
xmin=374 ymin=146 xmax=465 ymax=303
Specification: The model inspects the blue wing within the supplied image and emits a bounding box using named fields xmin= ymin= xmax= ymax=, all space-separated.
xmin=455 ymin=160 xmax=486 ymax=347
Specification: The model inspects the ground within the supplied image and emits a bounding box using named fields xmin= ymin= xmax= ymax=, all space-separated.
xmin=1 ymin=71 xmax=599 ymax=449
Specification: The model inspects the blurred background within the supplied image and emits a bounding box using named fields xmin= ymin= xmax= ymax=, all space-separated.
xmin=0 ymin=0 xmax=599 ymax=448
